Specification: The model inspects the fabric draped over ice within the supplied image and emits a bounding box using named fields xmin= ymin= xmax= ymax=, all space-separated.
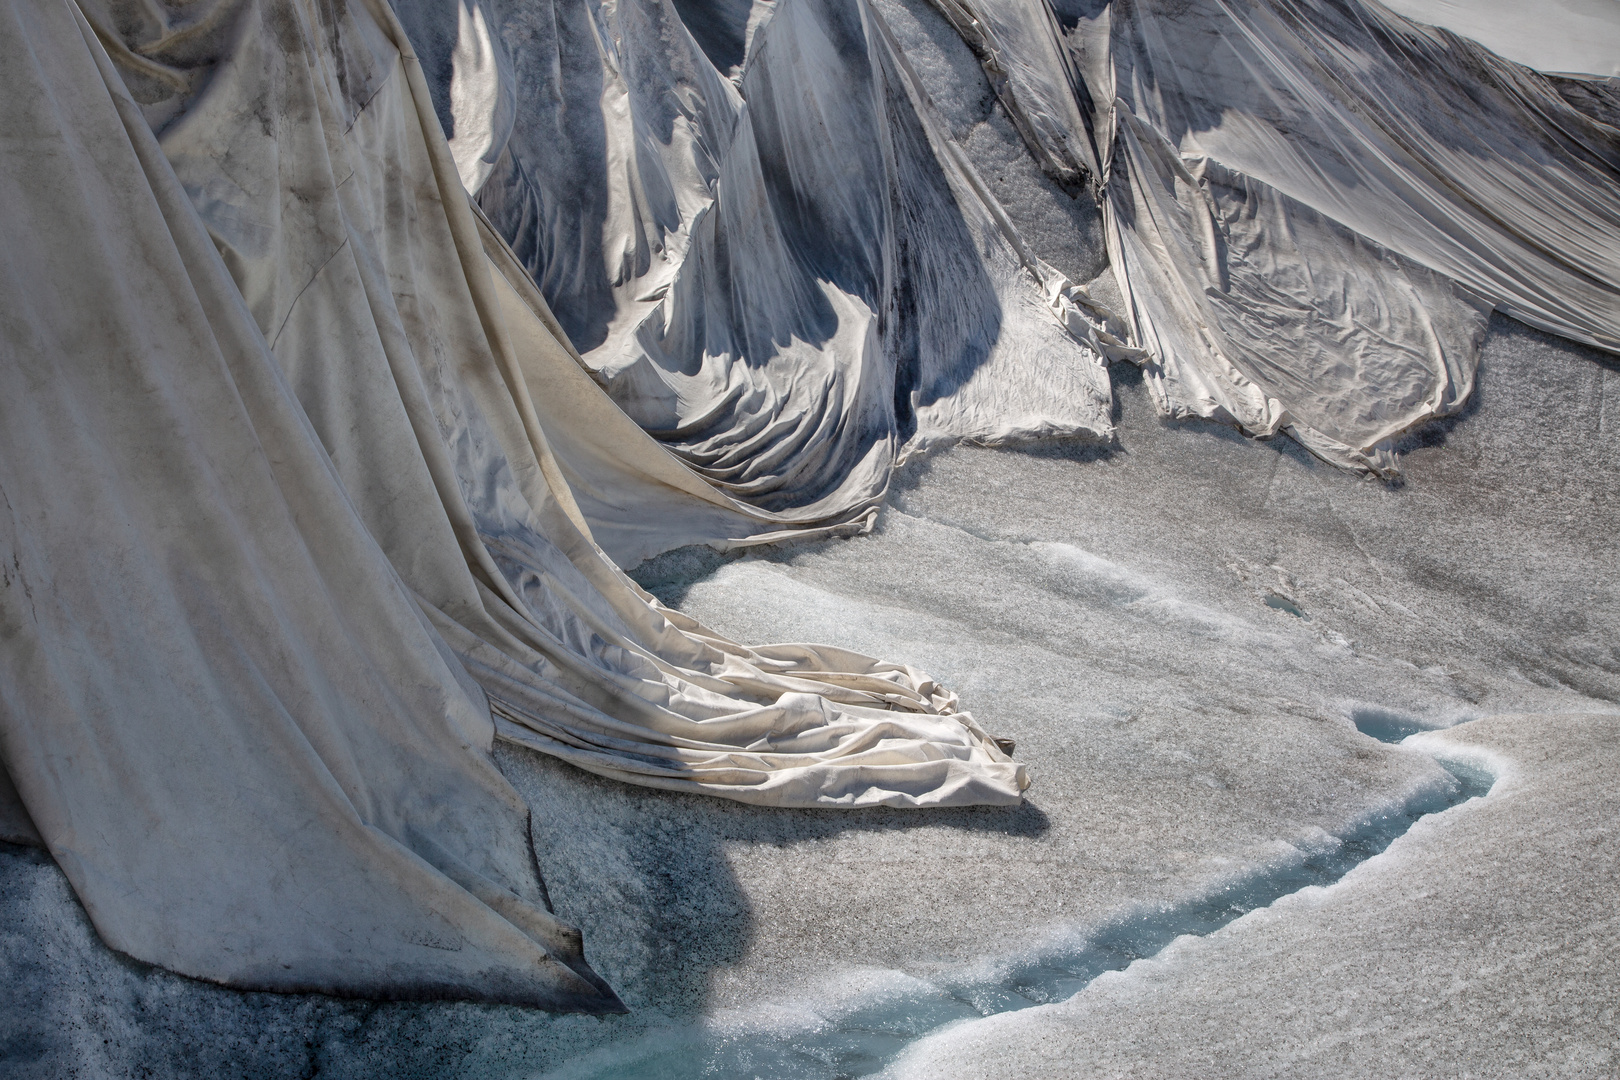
xmin=907 ymin=0 xmax=1620 ymax=470
xmin=437 ymin=0 xmax=1620 ymax=477
xmin=6 ymin=0 xmax=1618 ymax=1016
xmin=0 ymin=0 xmax=1025 ymax=1006
xmin=0 ymin=0 xmax=618 ymax=1011
xmin=412 ymin=0 xmax=1124 ymax=519
xmin=1094 ymin=0 xmax=1620 ymax=470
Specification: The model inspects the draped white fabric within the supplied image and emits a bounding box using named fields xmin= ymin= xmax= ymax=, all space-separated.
xmin=432 ymin=0 xmax=1127 ymax=518
xmin=4 ymin=0 xmax=1617 ymax=1013
xmin=443 ymin=0 xmax=1619 ymax=478
xmin=1093 ymin=0 xmax=1620 ymax=470
xmin=0 ymin=0 xmax=1023 ymax=1006
xmin=894 ymin=0 xmax=1620 ymax=471
xmin=0 ymin=0 xmax=618 ymax=1010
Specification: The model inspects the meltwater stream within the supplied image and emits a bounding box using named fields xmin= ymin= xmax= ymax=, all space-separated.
xmin=541 ymin=724 xmax=1495 ymax=1080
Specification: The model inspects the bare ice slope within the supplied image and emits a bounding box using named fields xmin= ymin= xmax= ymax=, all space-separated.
xmin=2 ymin=314 xmax=1613 ymax=1076
xmin=886 ymin=713 xmax=1619 ymax=1078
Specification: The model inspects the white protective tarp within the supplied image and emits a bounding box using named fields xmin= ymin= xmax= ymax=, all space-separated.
xmin=8 ymin=0 xmax=1618 ymax=1014
xmin=911 ymin=0 xmax=1620 ymax=471
xmin=413 ymin=0 xmax=1129 ymax=519
xmin=441 ymin=0 xmax=1619 ymax=478
xmin=1093 ymin=0 xmax=1620 ymax=470
xmin=0 ymin=0 xmax=1025 ymax=1006
xmin=1 ymin=0 xmax=618 ymax=1011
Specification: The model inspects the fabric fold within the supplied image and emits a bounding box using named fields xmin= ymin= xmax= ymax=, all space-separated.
xmin=443 ymin=0 xmax=1120 ymax=521
xmin=0 ymin=0 xmax=620 ymax=1010
xmin=1098 ymin=0 xmax=1620 ymax=469
xmin=917 ymin=0 xmax=1620 ymax=471
xmin=0 ymin=0 xmax=1029 ymax=1010
xmin=105 ymin=0 xmax=1025 ymax=814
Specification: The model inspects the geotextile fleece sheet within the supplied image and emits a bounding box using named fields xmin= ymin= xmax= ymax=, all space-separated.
xmin=411 ymin=0 xmax=1130 ymax=518
xmin=1092 ymin=0 xmax=1620 ymax=470
xmin=0 ymin=0 xmax=1024 ymax=1008
xmin=436 ymin=0 xmax=1620 ymax=478
xmin=915 ymin=0 xmax=1620 ymax=471
xmin=5 ymin=0 xmax=1619 ymax=1017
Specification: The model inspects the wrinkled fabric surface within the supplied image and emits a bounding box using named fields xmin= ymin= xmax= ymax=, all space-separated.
xmin=405 ymin=0 xmax=1125 ymax=519
xmin=1 ymin=0 xmax=618 ymax=1011
xmin=911 ymin=0 xmax=1620 ymax=471
xmin=1094 ymin=0 xmax=1620 ymax=470
xmin=0 ymin=0 xmax=1024 ymax=1007
xmin=436 ymin=0 xmax=1619 ymax=478
xmin=7 ymin=0 xmax=1618 ymax=1017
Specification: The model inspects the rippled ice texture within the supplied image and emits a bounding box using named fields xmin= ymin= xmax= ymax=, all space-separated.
xmin=1 ymin=315 xmax=1614 ymax=1077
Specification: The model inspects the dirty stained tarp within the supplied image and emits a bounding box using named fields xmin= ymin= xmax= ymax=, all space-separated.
xmin=895 ymin=0 xmax=1620 ymax=470
xmin=406 ymin=0 xmax=1130 ymax=524
xmin=0 ymin=0 xmax=1023 ymax=1011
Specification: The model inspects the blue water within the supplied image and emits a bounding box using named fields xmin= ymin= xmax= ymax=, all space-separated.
xmin=543 ymin=727 xmax=1493 ymax=1080
xmin=1350 ymin=705 xmax=1442 ymax=744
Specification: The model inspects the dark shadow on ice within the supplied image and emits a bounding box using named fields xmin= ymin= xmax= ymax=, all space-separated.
xmin=999 ymin=437 xmax=1121 ymax=464
xmin=1397 ymin=313 xmax=1616 ymax=460
xmin=1105 ymin=353 xmax=1333 ymax=476
xmin=627 ymin=544 xmax=748 ymax=608
xmin=497 ymin=739 xmax=1048 ymax=1023
xmin=1389 ymin=333 xmax=1490 ymax=460
xmin=0 ymin=839 xmax=575 ymax=1079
